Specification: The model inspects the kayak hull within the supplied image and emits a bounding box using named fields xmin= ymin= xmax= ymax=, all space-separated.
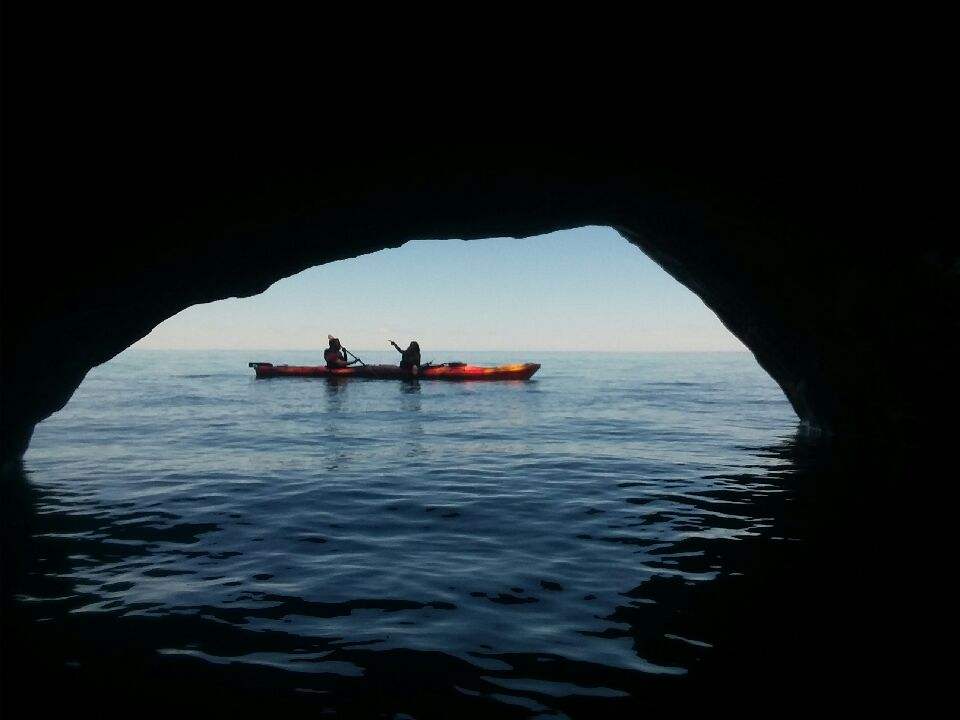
xmin=249 ymin=362 xmax=540 ymax=381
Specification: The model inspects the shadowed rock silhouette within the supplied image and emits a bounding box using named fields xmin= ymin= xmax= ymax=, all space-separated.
xmin=3 ymin=139 xmax=956 ymax=465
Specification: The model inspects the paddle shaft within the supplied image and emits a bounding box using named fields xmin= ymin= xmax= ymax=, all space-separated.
xmin=341 ymin=346 xmax=366 ymax=366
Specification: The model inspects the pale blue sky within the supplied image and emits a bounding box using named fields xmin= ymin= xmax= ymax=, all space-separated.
xmin=134 ymin=227 xmax=745 ymax=352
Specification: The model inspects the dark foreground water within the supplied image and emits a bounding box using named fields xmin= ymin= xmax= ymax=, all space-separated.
xmin=1 ymin=351 xmax=934 ymax=716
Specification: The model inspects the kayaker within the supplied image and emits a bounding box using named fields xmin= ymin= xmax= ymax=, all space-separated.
xmin=325 ymin=335 xmax=358 ymax=368
xmin=390 ymin=340 xmax=421 ymax=375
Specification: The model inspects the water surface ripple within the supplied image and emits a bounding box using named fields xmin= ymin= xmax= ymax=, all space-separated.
xmin=5 ymin=350 xmax=888 ymax=716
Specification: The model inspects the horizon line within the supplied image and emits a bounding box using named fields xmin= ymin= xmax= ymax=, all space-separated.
xmin=129 ymin=347 xmax=751 ymax=354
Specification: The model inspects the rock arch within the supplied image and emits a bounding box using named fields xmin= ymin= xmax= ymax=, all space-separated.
xmin=2 ymin=145 xmax=955 ymax=465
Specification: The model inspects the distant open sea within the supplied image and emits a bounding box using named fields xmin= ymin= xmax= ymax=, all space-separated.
xmin=6 ymin=350 xmax=906 ymax=716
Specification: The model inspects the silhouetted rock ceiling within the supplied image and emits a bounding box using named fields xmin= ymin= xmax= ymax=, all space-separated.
xmin=2 ymin=72 xmax=956 ymax=467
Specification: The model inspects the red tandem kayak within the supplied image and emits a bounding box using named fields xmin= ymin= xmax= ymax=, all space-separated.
xmin=248 ymin=362 xmax=540 ymax=381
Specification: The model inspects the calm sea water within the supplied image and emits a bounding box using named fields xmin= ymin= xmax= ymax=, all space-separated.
xmin=4 ymin=350 xmax=919 ymax=716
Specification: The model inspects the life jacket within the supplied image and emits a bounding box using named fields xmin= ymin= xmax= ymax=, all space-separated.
xmin=324 ymin=347 xmax=345 ymax=366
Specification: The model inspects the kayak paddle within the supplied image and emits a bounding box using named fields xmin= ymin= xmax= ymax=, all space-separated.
xmin=341 ymin=347 xmax=366 ymax=366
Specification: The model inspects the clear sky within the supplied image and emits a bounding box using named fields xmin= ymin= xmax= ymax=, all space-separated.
xmin=133 ymin=226 xmax=746 ymax=352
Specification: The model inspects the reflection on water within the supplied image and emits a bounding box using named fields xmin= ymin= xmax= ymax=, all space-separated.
xmin=0 ymin=351 xmax=937 ymax=716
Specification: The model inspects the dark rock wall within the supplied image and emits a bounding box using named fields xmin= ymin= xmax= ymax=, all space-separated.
xmin=3 ymin=139 xmax=956 ymax=467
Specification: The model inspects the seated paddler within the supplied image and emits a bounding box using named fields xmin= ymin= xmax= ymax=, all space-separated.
xmin=390 ymin=340 xmax=422 ymax=375
xmin=325 ymin=335 xmax=359 ymax=368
